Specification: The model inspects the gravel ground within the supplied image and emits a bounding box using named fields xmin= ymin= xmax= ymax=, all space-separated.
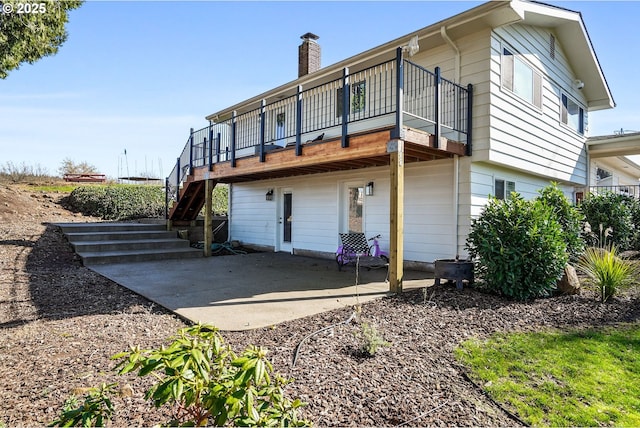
xmin=1 ymin=183 xmax=639 ymax=427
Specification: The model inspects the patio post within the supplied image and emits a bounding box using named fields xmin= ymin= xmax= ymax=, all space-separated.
xmin=388 ymin=138 xmax=404 ymax=293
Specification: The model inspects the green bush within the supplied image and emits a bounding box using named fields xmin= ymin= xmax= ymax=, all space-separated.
xmin=578 ymin=245 xmax=639 ymax=302
xmin=66 ymin=185 xmax=164 ymax=220
xmin=536 ymin=183 xmax=585 ymax=262
xmin=113 ymin=324 xmax=310 ymax=427
xmin=52 ymin=325 xmax=310 ymax=427
xmin=579 ymin=192 xmax=636 ymax=250
xmin=466 ymin=193 xmax=568 ymax=300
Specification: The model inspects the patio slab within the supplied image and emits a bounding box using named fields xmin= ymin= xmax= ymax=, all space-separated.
xmin=89 ymin=252 xmax=433 ymax=331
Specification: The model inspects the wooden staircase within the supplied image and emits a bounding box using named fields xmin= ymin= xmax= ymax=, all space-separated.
xmin=168 ymin=178 xmax=211 ymax=222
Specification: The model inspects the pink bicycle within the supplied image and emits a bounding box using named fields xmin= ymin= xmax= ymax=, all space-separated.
xmin=336 ymin=233 xmax=389 ymax=270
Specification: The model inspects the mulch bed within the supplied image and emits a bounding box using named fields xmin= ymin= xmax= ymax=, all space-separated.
xmin=1 ymin=184 xmax=639 ymax=426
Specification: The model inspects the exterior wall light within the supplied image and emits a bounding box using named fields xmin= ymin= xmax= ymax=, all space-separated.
xmin=365 ymin=181 xmax=374 ymax=196
xmin=265 ymin=189 xmax=274 ymax=201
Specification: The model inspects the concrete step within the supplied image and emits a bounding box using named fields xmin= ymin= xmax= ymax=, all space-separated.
xmin=65 ymin=230 xmax=178 ymax=242
xmin=55 ymin=222 xmax=203 ymax=265
xmin=56 ymin=222 xmax=166 ymax=234
xmin=77 ymin=247 xmax=203 ymax=265
xmin=71 ymin=238 xmax=191 ymax=253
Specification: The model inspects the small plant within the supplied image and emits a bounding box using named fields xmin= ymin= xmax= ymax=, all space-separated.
xmin=49 ymin=383 xmax=116 ymax=427
xmin=578 ymin=245 xmax=639 ymax=302
xmin=354 ymin=321 xmax=390 ymax=357
xmin=583 ymin=222 xmax=613 ymax=248
xmin=112 ymin=324 xmax=310 ymax=427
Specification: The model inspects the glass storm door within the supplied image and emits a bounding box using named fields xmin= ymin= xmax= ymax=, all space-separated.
xmin=279 ymin=190 xmax=293 ymax=252
xmin=342 ymin=184 xmax=364 ymax=234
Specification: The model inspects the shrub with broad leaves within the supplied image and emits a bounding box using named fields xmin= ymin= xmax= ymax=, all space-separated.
xmin=466 ymin=192 xmax=568 ymax=300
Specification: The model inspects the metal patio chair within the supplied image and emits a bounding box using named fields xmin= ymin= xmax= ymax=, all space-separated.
xmin=336 ymin=232 xmax=388 ymax=277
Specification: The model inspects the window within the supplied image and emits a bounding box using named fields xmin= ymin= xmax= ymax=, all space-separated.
xmin=596 ymin=167 xmax=612 ymax=181
xmin=495 ymin=178 xmax=515 ymax=200
xmin=347 ymin=186 xmax=364 ymax=233
xmin=336 ymin=80 xmax=366 ymax=117
xmin=502 ymin=48 xmax=542 ymax=108
xmin=561 ymin=94 xmax=585 ymax=134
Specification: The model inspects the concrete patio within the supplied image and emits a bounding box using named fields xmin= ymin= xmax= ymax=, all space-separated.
xmin=89 ymin=252 xmax=433 ymax=331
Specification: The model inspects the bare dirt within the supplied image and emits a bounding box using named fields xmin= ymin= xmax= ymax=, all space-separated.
xmin=1 ymin=183 xmax=639 ymax=427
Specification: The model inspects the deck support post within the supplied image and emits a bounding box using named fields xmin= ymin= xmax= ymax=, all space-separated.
xmin=388 ymin=138 xmax=404 ymax=293
xmin=203 ymin=179 xmax=214 ymax=257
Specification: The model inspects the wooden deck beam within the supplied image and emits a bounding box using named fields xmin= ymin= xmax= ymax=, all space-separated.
xmin=193 ymin=129 xmax=393 ymax=182
xmin=190 ymin=127 xmax=463 ymax=184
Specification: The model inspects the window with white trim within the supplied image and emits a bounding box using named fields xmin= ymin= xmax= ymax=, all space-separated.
xmin=561 ymin=94 xmax=585 ymax=135
xmin=495 ymin=178 xmax=515 ymax=200
xmin=502 ymin=48 xmax=542 ymax=109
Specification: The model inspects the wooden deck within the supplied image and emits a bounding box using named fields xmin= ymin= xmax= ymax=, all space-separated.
xmin=189 ymin=126 xmax=464 ymax=184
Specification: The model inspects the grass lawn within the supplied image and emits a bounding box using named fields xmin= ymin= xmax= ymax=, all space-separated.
xmin=455 ymin=323 xmax=640 ymax=427
xmin=27 ymin=184 xmax=78 ymax=193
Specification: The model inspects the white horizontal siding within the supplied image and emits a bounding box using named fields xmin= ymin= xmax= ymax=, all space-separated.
xmin=229 ymin=160 xmax=456 ymax=263
xmin=487 ymin=24 xmax=588 ymax=185
xmin=469 ymin=161 xmax=577 ymax=217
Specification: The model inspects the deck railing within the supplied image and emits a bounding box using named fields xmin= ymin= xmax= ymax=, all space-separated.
xmin=167 ymin=49 xmax=473 ymax=215
xmin=586 ymin=185 xmax=640 ymax=199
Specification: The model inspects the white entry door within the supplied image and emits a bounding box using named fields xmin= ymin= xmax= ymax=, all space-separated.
xmin=278 ymin=189 xmax=293 ymax=253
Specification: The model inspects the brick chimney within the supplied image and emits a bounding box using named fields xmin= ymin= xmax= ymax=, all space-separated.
xmin=298 ymin=32 xmax=320 ymax=78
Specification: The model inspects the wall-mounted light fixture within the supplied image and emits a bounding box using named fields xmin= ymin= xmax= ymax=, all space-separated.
xmin=265 ymin=189 xmax=274 ymax=201
xmin=365 ymin=181 xmax=374 ymax=196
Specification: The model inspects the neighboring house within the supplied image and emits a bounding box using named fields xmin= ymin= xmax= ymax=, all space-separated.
xmin=167 ymin=0 xmax=637 ymax=291
xmin=585 ymin=132 xmax=640 ymax=198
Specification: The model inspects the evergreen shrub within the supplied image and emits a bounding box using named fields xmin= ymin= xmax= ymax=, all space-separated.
xmin=579 ymin=192 xmax=636 ymax=250
xmin=466 ymin=193 xmax=568 ymax=300
xmin=536 ymin=182 xmax=585 ymax=261
xmin=66 ymin=185 xmax=164 ymax=220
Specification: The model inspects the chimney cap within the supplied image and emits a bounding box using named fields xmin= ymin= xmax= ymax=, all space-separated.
xmin=300 ymin=32 xmax=319 ymax=41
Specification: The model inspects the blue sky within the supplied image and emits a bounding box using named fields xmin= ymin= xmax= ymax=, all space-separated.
xmin=1 ymin=1 xmax=639 ymax=179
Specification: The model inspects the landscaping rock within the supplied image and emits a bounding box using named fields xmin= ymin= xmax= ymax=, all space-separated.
xmin=557 ymin=264 xmax=581 ymax=295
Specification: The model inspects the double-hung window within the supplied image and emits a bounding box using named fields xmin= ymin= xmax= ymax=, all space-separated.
xmin=561 ymin=94 xmax=585 ymax=135
xmin=502 ymin=48 xmax=542 ymax=109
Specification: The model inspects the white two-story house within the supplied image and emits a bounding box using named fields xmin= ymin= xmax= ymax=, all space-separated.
xmin=167 ymin=0 xmax=631 ymax=291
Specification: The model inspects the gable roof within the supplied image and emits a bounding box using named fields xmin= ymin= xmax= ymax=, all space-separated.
xmin=206 ymin=0 xmax=614 ymax=122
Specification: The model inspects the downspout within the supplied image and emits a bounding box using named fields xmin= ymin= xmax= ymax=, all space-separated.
xmin=440 ymin=26 xmax=460 ymax=83
xmin=441 ymin=25 xmax=461 ymax=256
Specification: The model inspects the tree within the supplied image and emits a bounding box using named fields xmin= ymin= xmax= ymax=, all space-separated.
xmin=58 ymin=157 xmax=98 ymax=176
xmin=0 ymin=0 xmax=83 ymax=79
